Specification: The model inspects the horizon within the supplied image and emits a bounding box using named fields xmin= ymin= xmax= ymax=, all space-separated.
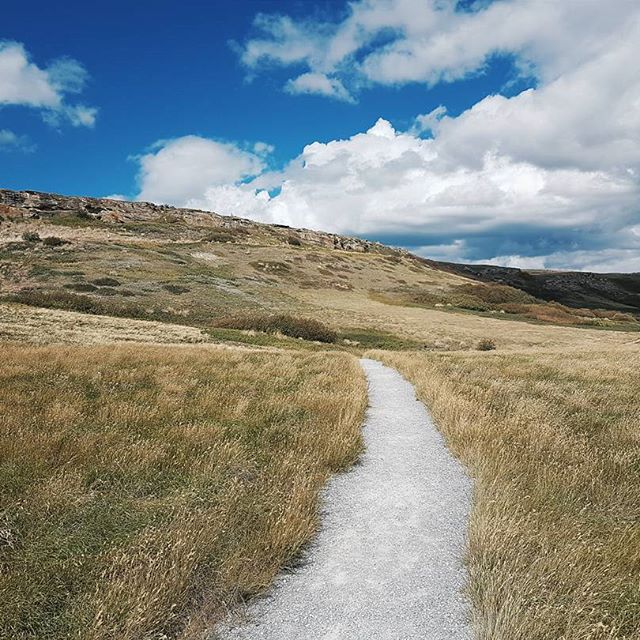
xmin=2 ymin=0 xmax=639 ymax=272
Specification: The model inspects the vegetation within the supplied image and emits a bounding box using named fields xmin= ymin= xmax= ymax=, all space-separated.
xmin=0 ymin=303 xmax=207 ymax=345
xmin=2 ymin=191 xmax=640 ymax=640
xmin=376 ymin=283 xmax=640 ymax=329
xmin=216 ymin=313 xmax=338 ymax=343
xmin=476 ymin=338 xmax=496 ymax=351
xmin=371 ymin=347 xmax=640 ymax=640
xmin=42 ymin=236 xmax=68 ymax=247
xmin=0 ymin=344 xmax=367 ymax=640
xmin=5 ymin=290 xmax=155 ymax=320
xmin=21 ymin=231 xmax=41 ymax=243
xmin=92 ymin=277 xmax=120 ymax=287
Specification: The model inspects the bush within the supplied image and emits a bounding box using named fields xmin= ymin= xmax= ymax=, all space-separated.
xmin=477 ymin=338 xmax=497 ymax=351
xmin=21 ymin=231 xmax=41 ymax=243
xmin=163 ymin=284 xmax=190 ymax=295
xmin=216 ymin=313 xmax=337 ymax=343
xmin=42 ymin=236 xmax=69 ymax=247
xmin=204 ymin=231 xmax=234 ymax=243
xmin=92 ymin=277 xmax=121 ymax=287
xmin=94 ymin=287 xmax=118 ymax=296
xmin=457 ymin=283 xmax=536 ymax=305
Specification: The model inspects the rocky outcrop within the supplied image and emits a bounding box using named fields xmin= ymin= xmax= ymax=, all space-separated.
xmin=0 ymin=189 xmax=229 ymax=227
xmin=0 ymin=189 xmax=385 ymax=254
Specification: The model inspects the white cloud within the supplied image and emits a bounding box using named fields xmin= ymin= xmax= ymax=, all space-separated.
xmin=130 ymin=1 xmax=640 ymax=272
xmin=136 ymin=135 xmax=267 ymax=206
xmin=132 ymin=115 xmax=640 ymax=271
xmin=482 ymin=250 xmax=640 ymax=273
xmin=0 ymin=41 xmax=97 ymax=127
xmin=285 ymin=72 xmax=355 ymax=102
xmin=66 ymin=105 xmax=98 ymax=128
xmin=410 ymin=106 xmax=447 ymax=136
xmin=239 ymin=0 xmax=639 ymax=98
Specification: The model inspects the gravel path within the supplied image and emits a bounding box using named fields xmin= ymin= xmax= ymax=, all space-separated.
xmin=215 ymin=358 xmax=472 ymax=640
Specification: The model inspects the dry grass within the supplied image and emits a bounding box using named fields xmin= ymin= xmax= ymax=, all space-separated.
xmin=301 ymin=289 xmax=635 ymax=352
xmin=370 ymin=347 xmax=640 ymax=640
xmin=0 ymin=303 xmax=208 ymax=345
xmin=0 ymin=343 xmax=367 ymax=639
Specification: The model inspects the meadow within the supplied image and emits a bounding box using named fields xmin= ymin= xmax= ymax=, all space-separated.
xmin=0 ymin=343 xmax=366 ymax=639
xmin=372 ymin=346 xmax=640 ymax=640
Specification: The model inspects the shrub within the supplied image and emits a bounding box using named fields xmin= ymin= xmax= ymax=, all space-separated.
xmin=21 ymin=231 xmax=41 ymax=243
xmin=3 ymin=242 xmax=29 ymax=252
xmin=92 ymin=277 xmax=121 ymax=287
xmin=94 ymin=287 xmax=118 ymax=296
xmin=42 ymin=236 xmax=69 ymax=247
xmin=477 ymin=338 xmax=497 ymax=351
xmin=163 ymin=284 xmax=190 ymax=295
xmin=204 ymin=231 xmax=234 ymax=243
xmin=216 ymin=313 xmax=337 ymax=343
xmin=457 ymin=283 xmax=536 ymax=305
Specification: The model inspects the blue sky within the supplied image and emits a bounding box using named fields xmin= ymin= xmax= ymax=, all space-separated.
xmin=2 ymin=1 xmax=639 ymax=272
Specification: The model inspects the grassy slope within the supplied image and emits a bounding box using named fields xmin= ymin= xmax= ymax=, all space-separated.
xmin=1 ymin=195 xmax=638 ymax=352
xmin=371 ymin=347 xmax=640 ymax=640
xmin=0 ymin=344 xmax=367 ymax=639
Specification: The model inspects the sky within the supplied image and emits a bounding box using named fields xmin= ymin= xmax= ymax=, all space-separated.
xmin=1 ymin=0 xmax=639 ymax=272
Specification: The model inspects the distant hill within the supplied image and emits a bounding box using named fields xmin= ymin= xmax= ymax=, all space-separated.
xmin=420 ymin=260 xmax=640 ymax=316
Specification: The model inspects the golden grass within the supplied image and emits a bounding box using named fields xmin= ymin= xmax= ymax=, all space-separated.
xmin=0 ymin=343 xmax=367 ymax=639
xmin=370 ymin=347 xmax=640 ymax=640
xmin=0 ymin=303 xmax=208 ymax=345
xmin=302 ymin=289 xmax=635 ymax=352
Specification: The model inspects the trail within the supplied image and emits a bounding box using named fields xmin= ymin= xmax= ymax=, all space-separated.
xmin=216 ymin=358 xmax=472 ymax=640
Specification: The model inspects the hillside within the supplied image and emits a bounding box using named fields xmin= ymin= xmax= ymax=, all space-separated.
xmin=429 ymin=260 xmax=640 ymax=315
xmin=1 ymin=189 xmax=638 ymax=351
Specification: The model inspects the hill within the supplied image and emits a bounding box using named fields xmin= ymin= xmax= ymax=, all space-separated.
xmin=428 ymin=260 xmax=640 ymax=315
xmin=1 ymin=189 xmax=638 ymax=350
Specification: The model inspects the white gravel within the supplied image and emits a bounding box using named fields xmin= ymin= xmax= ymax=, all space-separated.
xmin=215 ymin=358 xmax=473 ymax=640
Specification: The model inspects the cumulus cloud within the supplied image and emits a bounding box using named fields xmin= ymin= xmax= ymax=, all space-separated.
xmin=238 ymin=0 xmax=639 ymax=98
xmin=136 ymin=135 xmax=268 ymax=206
xmin=133 ymin=118 xmax=639 ymax=270
xmin=0 ymin=41 xmax=97 ymax=127
xmin=131 ymin=1 xmax=640 ymax=271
